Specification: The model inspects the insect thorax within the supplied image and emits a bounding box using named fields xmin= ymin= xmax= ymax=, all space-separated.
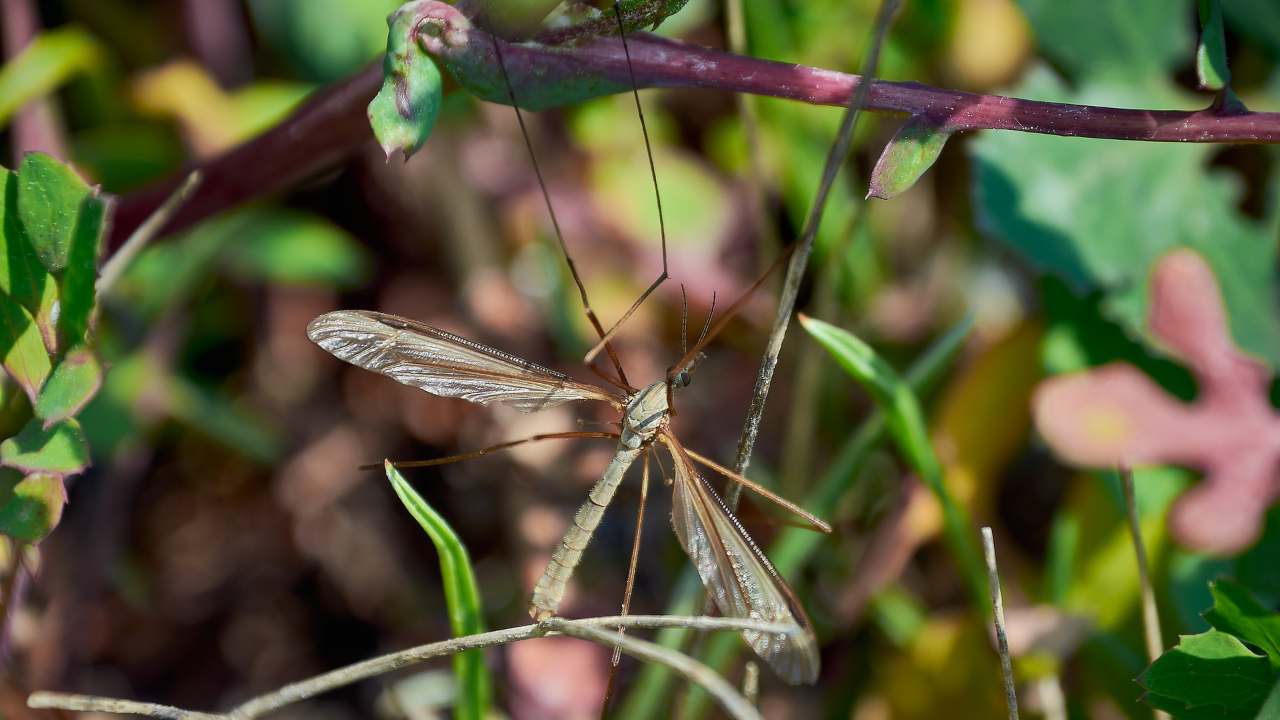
xmin=621 ymin=380 xmax=670 ymax=449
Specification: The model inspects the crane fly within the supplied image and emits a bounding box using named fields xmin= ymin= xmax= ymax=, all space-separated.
xmin=307 ymin=256 xmax=827 ymax=684
xmin=309 ymin=0 xmax=828 ymax=687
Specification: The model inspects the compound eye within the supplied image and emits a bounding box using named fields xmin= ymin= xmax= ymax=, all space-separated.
xmin=677 ymin=371 xmax=691 ymax=388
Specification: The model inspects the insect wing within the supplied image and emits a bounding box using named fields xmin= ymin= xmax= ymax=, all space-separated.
xmin=666 ymin=440 xmax=820 ymax=684
xmin=307 ymin=310 xmax=619 ymax=412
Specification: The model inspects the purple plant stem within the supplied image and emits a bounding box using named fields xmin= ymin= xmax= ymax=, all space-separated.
xmin=111 ymin=29 xmax=1280 ymax=248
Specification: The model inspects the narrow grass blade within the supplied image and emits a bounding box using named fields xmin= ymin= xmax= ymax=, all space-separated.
xmin=798 ymin=314 xmax=986 ymax=611
xmin=386 ymin=461 xmax=491 ymax=720
xmin=629 ymin=317 xmax=972 ymax=720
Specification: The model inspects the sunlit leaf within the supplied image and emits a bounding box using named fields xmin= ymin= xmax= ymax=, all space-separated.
xmin=0 ymin=291 xmax=51 ymax=404
xmin=1139 ymin=629 xmax=1274 ymax=718
xmin=34 ymin=346 xmax=102 ymax=428
xmin=17 ymin=153 xmax=93 ymax=272
xmin=368 ymin=2 xmax=444 ymax=159
xmin=0 ymin=418 xmax=89 ymax=475
xmin=1204 ymin=579 xmax=1280 ymax=671
xmin=1197 ymin=0 xmax=1231 ymax=91
xmin=386 ymin=462 xmax=491 ymax=720
xmin=868 ymin=115 xmax=951 ymax=200
xmin=0 ymin=27 xmax=103 ymax=127
xmin=0 ymin=469 xmax=66 ymax=542
xmin=0 ymin=168 xmax=56 ymax=327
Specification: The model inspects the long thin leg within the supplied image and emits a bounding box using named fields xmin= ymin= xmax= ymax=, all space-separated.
xmin=364 ymin=431 xmax=618 ymax=471
xmin=680 ymin=444 xmax=831 ymax=533
xmin=599 ymin=450 xmax=650 ymax=717
xmin=488 ymin=33 xmax=634 ymax=392
xmin=581 ymin=1 xmax=671 ymax=367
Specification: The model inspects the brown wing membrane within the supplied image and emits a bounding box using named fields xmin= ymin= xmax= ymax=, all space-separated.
xmin=307 ymin=310 xmax=621 ymax=412
xmin=663 ymin=435 xmax=820 ymax=684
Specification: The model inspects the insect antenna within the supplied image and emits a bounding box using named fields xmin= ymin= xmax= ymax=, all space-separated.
xmin=488 ymin=31 xmax=635 ymax=392
xmin=581 ymin=1 xmax=671 ymax=367
xmin=667 ymin=243 xmax=796 ymax=384
xmin=680 ymin=284 xmax=689 ymax=356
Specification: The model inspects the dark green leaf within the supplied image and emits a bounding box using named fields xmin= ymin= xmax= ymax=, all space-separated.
xmin=0 ymin=470 xmax=65 ymax=542
xmin=1221 ymin=0 xmax=1280 ymax=58
xmin=17 ymin=153 xmax=92 ymax=272
xmin=0 ymin=27 xmax=103 ymax=127
xmin=0 ymin=291 xmax=51 ymax=404
xmin=34 ymin=346 xmax=101 ymax=427
xmin=0 ymin=417 xmax=89 ymax=475
xmin=246 ymin=0 xmax=401 ymax=83
xmin=368 ymin=3 xmax=444 ymax=159
xmin=867 ymin=115 xmax=951 ymax=200
xmin=386 ymin=462 xmax=491 ymax=720
xmin=1205 ymin=579 xmax=1280 ymax=671
xmin=1017 ymin=0 xmax=1192 ymax=80
xmin=1197 ymin=0 xmax=1231 ymax=91
xmin=1139 ymin=629 xmax=1274 ymax=717
xmin=971 ymin=67 xmax=1280 ymax=369
xmin=58 ymin=192 xmax=106 ymax=346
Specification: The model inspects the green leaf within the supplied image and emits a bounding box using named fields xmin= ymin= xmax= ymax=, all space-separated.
xmin=798 ymin=314 xmax=986 ymax=612
xmin=0 ymin=168 xmax=55 ymax=316
xmin=222 ymin=209 xmax=369 ymax=287
xmin=867 ymin=115 xmax=951 ymax=200
xmin=1197 ymin=0 xmax=1231 ymax=91
xmin=58 ymin=192 xmax=106 ymax=346
xmin=386 ymin=462 xmax=491 ymax=720
xmin=1016 ymin=0 xmax=1193 ymax=80
xmin=34 ymin=347 xmax=101 ymax=427
xmin=368 ymin=3 xmax=444 ymax=159
xmin=971 ymin=66 xmax=1280 ymax=369
xmin=0 ymin=291 xmax=51 ymax=404
xmin=1139 ymin=629 xmax=1275 ymax=718
xmin=0 ymin=418 xmax=89 ymax=476
xmin=1205 ymin=579 xmax=1280 ymax=671
xmin=0 ymin=27 xmax=103 ymax=128
xmin=0 ymin=470 xmax=65 ymax=542
xmin=17 ymin=153 xmax=92 ymax=272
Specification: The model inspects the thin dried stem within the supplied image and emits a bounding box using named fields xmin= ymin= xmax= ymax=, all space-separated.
xmin=29 ymin=615 xmax=789 ymax=720
xmin=1119 ymin=467 xmax=1169 ymax=720
xmin=724 ymin=0 xmax=899 ymax=503
xmin=98 ymin=171 xmax=202 ymax=295
xmin=982 ymin=527 xmax=1019 ymax=720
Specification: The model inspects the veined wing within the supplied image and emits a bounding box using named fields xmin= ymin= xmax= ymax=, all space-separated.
xmin=307 ymin=310 xmax=621 ymax=412
xmin=663 ymin=435 xmax=820 ymax=684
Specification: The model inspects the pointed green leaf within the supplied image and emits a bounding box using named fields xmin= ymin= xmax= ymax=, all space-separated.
xmin=34 ymin=347 xmax=101 ymax=427
xmin=0 ymin=417 xmax=89 ymax=475
xmin=386 ymin=461 xmax=491 ymax=720
xmin=368 ymin=4 xmax=443 ymax=159
xmin=1139 ymin=629 xmax=1274 ymax=717
xmin=1197 ymin=0 xmax=1231 ymax=91
xmin=0 ymin=470 xmax=66 ymax=542
xmin=0 ymin=27 xmax=103 ymax=127
xmin=867 ymin=116 xmax=951 ymax=200
xmin=17 ymin=153 xmax=92 ymax=272
xmin=0 ymin=291 xmax=51 ymax=404
xmin=58 ymin=191 xmax=106 ymax=346
xmin=799 ymin=314 xmax=986 ymax=613
xmin=1205 ymin=579 xmax=1280 ymax=670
